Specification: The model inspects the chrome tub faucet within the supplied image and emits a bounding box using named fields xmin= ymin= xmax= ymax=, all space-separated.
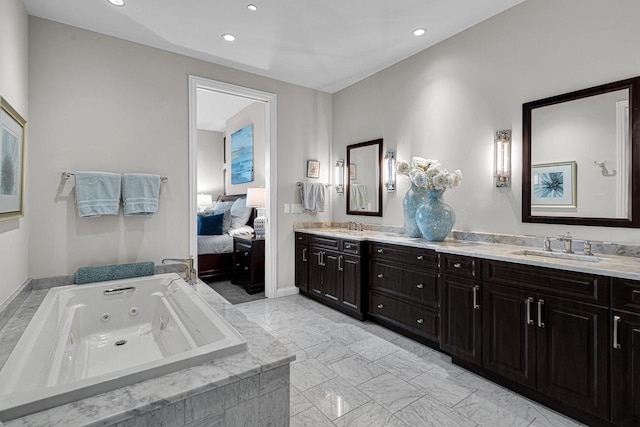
xmin=162 ymin=257 xmax=197 ymax=286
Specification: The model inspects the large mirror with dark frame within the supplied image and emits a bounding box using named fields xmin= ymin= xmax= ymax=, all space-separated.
xmin=346 ymin=138 xmax=383 ymax=216
xmin=522 ymin=76 xmax=640 ymax=227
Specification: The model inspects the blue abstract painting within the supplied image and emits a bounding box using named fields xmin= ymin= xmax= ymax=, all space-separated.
xmin=231 ymin=124 xmax=253 ymax=184
xmin=531 ymin=161 xmax=576 ymax=207
xmin=534 ymin=172 xmax=564 ymax=199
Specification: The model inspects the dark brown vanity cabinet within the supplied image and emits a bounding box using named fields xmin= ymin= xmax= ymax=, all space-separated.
xmin=611 ymin=278 xmax=640 ymax=426
xmin=482 ymin=260 xmax=610 ymax=420
xmin=440 ymin=254 xmax=482 ymax=365
xmin=368 ymin=243 xmax=440 ymax=342
xmin=294 ymin=232 xmax=365 ymax=319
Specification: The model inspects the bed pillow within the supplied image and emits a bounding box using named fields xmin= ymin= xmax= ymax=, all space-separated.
xmin=205 ymin=201 xmax=234 ymax=232
xmin=230 ymin=197 xmax=254 ymax=229
xmin=198 ymin=213 xmax=224 ymax=235
xmin=229 ymin=225 xmax=254 ymax=237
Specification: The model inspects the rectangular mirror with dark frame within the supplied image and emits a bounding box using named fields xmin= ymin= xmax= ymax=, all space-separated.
xmin=346 ymin=138 xmax=383 ymax=217
xmin=522 ymin=76 xmax=640 ymax=227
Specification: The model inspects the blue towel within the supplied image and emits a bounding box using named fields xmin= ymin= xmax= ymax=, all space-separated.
xmin=75 ymin=261 xmax=156 ymax=284
xmin=75 ymin=171 xmax=122 ymax=217
xmin=300 ymin=183 xmax=325 ymax=212
xmin=122 ymin=173 xmax=160 ymax=215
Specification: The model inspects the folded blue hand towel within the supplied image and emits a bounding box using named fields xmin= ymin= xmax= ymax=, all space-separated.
xmin=75 ymin=261 xmax=156 ymax=284
xmin=300 ymin=183 xmax=325 ymax=212
xmin=122 ymin=173 xmax=160 ymax=215
xmin=75 ymin=171 xmax=122 ymax=217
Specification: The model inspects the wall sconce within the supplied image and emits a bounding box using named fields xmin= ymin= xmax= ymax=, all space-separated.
xmin=334 ymin=159 xmax=344 ymax=193
xmin=246 ymin=187 xmax=266 ymax=238
xmin=384 ymin=150 xmax=396 ymax=192
xmin=495 ymin=130 xmax=511 ymax=187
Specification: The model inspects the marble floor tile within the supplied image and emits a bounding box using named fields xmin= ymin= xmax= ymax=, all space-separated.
xmin=375 ymin=349 xmax=435 ymax=382
xmin=327 ymin=324 xmax=372 ymax=346
xmin=327 ymin=354 xmax=388 ymax=386
xmin=290 ymin=407 xmax=335 ymax=427
xmin=504 ymin=393 xmax=582 ymax=427
xmin=409 ymin=369 xmax=476 ymax=407
xmin=333 ymin=401 xmax=410 ymax=427
xmin=420 ymin=350 xmax=466 ymax=377
xmin=453 ymin=389 xmax=535 ymax=427
xmin=305 ymin=340 xmax=355 ymax=365
xmin=290 ymin=386 xmax=314 ymax=417
xmin=395 ymin=395 xmax=478 ymax=427
xmin=273 ymin=323 xmax=332 ymax=349
xmin=302 ymin=377 xmax=371 ymax=420
xmin=359 ymin=372 xmax=425 ymax=413
xmin=347 ymin=335 xmax=401 ymax=361
xmin=290 ymin=357 xmax=338 ymax=391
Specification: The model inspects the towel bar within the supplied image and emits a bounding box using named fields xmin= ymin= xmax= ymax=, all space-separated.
xmin=296 ymin=182 xmax=331 ymax=187
xmin=62 ymin=171 xmax=168 ymax=183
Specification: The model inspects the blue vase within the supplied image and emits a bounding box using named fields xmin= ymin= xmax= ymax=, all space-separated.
xmin=403 ymin=183 xmax=430 ymax=238
xmin=416 ymin=189 xmax=456 ymax=241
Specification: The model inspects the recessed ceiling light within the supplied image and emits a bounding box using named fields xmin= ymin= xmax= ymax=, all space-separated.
xmin=107 ymin=0 xmax=125 ymax=6
xmin=222 ymin=34 xmax=236 ymax=42
xmin=413 ymin=28 xmax=426 ymax=37
xmin=247 ymin=4 xmax=257 ymax=11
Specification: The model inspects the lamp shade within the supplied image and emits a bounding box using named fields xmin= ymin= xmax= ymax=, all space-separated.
xmin=246 ymin=187 xmax=266 ymax=207
xmin=197 ymin=193 xmax=213 ymax=208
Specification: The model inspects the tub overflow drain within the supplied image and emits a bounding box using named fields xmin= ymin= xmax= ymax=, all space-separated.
xmin=115 ymin=340 xmax=127 ymax=347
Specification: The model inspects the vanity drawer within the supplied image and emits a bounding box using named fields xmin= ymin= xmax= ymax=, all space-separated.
xmin=294 ymin=232 xmax=309 ymax=244
xmin=403 ymin=270 xmax=439 ymax=307
xmin=482 ymin=259 xmax=609 ymax=305
xmin=310 ymin=235 xmax=340 ymax=250
xmin=369 ymin=292 xmax=438 ymax=341
xmin=611 ymin=278 xmax=640 ymax=312
xmin=441 ymin=254 xmax=480 ymax=279
xmin=341 ymin=239 xmax=361 ymax=255
xmin=369 ymin=243 xmax=438 ymax=270
xmin=370 ymin=260 xmax=403 ymax=294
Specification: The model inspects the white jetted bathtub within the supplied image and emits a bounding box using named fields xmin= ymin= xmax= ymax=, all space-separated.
xmin=0 ymin=273 xmax=247 ymax=421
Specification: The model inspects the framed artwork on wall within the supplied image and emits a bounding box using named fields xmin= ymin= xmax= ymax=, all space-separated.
xmin=0 ymin=97 xmax=26 ymax=220
xmin=231 ymin=124 xmax=254 ymax=184
xmin=531 ymin=161 xmax=577 ymax=207
xmin=306 ymin=160 xmax=320 ymax=178
xmin=349 ymin=164 xmax=356 ymax=180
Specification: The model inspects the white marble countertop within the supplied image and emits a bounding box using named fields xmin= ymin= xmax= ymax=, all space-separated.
xmin=1 ymin=282 xmax=294 ymax=426
xmin=295 ymin=227 xmax=640 ymax=281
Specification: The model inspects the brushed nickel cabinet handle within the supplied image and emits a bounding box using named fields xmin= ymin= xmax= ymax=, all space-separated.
xmin=613 ymin=315 xmax=621 ymax=349
xmin=538 ymin=299 xmax=545 ymax=328
xmin=377 ymin=248 xmax=384 ymax=253
xmin=453 ymin=262 xmax=462 ymax=268
xmin=473 ymin=285 xmax=480 ymax=310
xmin=416 ymin=283 xmax=424 ymax=289
xmin=377 ymin=273 xmax=384 ymax=278
xmin=525 ymin=297 xmax=534 ymax=325
xmin=338 ymin=255 xmax=344 ymax=272
xmin=377 ymin=304 xmax=384 ymax=309
xmin=416 ymin=255 xmax=424 ymax=260
xmin=302 ymin=248 xmax=307 ymax=262
xmin=416 ymin=318 xmax=424 ymax=324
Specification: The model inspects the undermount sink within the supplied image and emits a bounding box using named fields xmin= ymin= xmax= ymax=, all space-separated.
xmin=511 ymin=249 xmax=603 ymax=263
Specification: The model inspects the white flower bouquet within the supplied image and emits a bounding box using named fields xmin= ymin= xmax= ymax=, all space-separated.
xmin=396 ymin=157 xmax=463 ymax=190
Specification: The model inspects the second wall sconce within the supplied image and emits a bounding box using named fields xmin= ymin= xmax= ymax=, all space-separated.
xmin=384 ymin=150 xmax=396 ymax=192
xmin=495 ymin=130 xmax=511 ymax=187
xmin=334 ymin=159 xmax=344 ymax=193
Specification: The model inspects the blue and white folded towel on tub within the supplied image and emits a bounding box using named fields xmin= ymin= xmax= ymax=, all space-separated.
xmin=75 ymin=171 xmax=122 ymax=217
xmin=122 ymin=173 xmax=160 ymax=215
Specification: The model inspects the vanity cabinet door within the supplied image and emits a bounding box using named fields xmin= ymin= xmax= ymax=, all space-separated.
xmin=611 ymin=310 xmax=640 ymax=426
xmin=441 ymin=274 xmax=482 ymax=365
xmin=340 ymin=254 xmax=361 ymax=313
xmin=295 ymin=243 xmax=308 ymax=291
xmin=308 ymin=247 xmax=324 ymax=296
xmin=482 ymin=283 xmax=536 ymax=388
xmin=322 ymin=250 xmax=341 ymax=303
xmin=536 ymin=295 xmax=609 ymax=419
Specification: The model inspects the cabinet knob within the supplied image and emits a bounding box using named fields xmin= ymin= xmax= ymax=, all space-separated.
xmin=416 ymin=283 xmax=424 ymax=289
xmin=244 ymin=252 xmax=249 ymax=257
xmin=453 ymin=262 xmax=462 ymax=268
xmin=236 ymin=263 xmax=241 ymax=267
xmin=377 ymin=273 xmax=384 ymax=278
xmin=377 ymin=304 xmax=384 ymax=309
xmin=297 ymin=236 xmax=303 ymax=240
xmin=377 ymin=248 xmax=384 ymax=253
xmin=416 ymin=318 xmax=424 ymax=324
xmin=244 ymin=267 xmax=249 ymax=271
xmin=416 ymin=255 xmax=424 ymax=260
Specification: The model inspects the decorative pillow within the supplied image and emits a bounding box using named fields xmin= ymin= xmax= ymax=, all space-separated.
xmin=229 ymin=225 xmax=254 ymax=237
xmin=198 ymin=213 xmax=224 ymax=235
xmin=230 ymin=197 xmax=253 ymax=229
xmin=206 ymin=201 xmax=234 ymax=232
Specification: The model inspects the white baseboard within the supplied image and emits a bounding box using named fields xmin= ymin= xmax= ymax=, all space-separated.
xmin=274 ymin=286 xmax=300 ymax=298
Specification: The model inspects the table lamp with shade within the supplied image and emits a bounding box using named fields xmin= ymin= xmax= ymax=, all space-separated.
xmin=197 ymin=194 xmax=213 ymax=212
xmin=246 ymin=187 xmax=266 ymax=238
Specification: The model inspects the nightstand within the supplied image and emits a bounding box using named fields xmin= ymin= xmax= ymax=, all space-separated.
xmin=231 ymin=235 xmax=265 ymax=294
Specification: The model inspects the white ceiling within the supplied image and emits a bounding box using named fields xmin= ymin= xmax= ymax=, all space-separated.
xmin=23 ymin=0 xmax=525 ymax=94
xmin=197 ymin=89 xmax=256 ymax=132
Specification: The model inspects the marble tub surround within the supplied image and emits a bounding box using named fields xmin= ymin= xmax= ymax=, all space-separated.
xmin=0 ymin=278 xmax=31 ymax=331
xmin=0 ymin=281 xmax=293 ymax=426
xmin=294 ymin=225 xmax=640 ymax=281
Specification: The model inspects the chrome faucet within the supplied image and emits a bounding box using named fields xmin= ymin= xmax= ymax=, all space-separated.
xmin=555 ymin=232 xmax=573 ymax=254
xmin=162 ymin=257 xmax=197 ymax=286
xmin=347 ymin=221 xmax=363 ymax=231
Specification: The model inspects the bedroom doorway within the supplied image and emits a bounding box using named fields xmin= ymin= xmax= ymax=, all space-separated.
xmin=188 ymin=76 xmax=277 ymax=299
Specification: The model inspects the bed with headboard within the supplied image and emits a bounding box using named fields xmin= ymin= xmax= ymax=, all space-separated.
xmin=197 ymin=194 xmax=256 ymax=279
